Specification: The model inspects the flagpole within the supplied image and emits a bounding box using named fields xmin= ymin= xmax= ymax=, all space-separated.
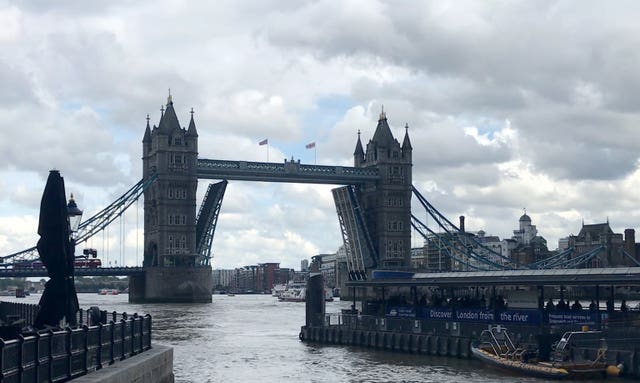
xmin=267 ymin=143 xmax=270 ymax=162
xmin=314 ymin=146 xmax=317 ymax=165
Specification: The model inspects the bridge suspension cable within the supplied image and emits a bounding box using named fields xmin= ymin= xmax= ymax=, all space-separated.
xmin=1 ymin=175 xmax=157 ymax=265
xmin=411 ymin=214 xmax=486 ymax=271
xmin=412 ymin=185 xmax=518 ymax=270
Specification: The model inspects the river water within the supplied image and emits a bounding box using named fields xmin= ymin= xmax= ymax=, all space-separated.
xmin=3 ymin=293 xmax=628 ymax=382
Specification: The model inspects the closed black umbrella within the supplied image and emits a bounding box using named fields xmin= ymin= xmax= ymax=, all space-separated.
xmin=34 ymin=170 xmax=79 ymax=328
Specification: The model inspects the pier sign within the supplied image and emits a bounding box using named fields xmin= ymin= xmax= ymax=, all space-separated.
xmin=548 ymin=311 xmax=596 ymax=325
xmin=455 ymin=309 xmax=495 ymax=322
xmin=388 ymin=306 xmax=542 ymax=324
xmin=386 ymin=306 xmax=416 ymax=317
xmin=427 ymin=308 xmax=454 ymax=320
xmin=497 ymin=310 xmax=541 ymax=325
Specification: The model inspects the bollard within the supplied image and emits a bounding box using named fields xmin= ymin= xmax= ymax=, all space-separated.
xmin=305 ymin=274 xmax=325 ymax=328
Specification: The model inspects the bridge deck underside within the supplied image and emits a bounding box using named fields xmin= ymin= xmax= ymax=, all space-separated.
xmin=197 ymin=159 xmax=379 ymax=184
xmin=0 ymin=267 xmax=144 ymax=278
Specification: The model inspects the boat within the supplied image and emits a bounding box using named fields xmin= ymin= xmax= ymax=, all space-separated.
xmin=324 ymin=288 xmax=334 ymax=302
xmin=15 ymin=288 xmax=26 ymax=298
xmin=471 ymin=327 xmax=618 ymax=379
xmin=277 ymin=282 xmax=335 ymax=302
xmin=279 ymin=286 xmax=306 ymax=302
xmin=271 ymin=283 xmax=287 ymax=297
xmin=98 ymin=288 xmax=119 ymax=295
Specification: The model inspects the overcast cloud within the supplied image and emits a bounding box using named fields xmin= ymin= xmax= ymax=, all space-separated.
xmin=1 ymin=1 xmax=639 ymax=270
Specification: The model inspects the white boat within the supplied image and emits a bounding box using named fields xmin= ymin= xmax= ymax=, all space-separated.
xmin=277 ymin=281 xmax=307 ymax=302
xmin=277 ymin=281 xmax=334 ymax=302
xmin=324 ymin=288 xmax=334 ymax=302
xmin=271 ymin=283 xmax=287 ymax=297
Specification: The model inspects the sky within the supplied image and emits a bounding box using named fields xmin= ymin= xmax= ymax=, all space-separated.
xmin=1 ymin=1 xmax=639 ymax=270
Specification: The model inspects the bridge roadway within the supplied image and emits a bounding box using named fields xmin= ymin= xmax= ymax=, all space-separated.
xmin=197 ymin=158 xmax=379 ymax=184
xmin=0 ymin=267 xmax=143 ymax=278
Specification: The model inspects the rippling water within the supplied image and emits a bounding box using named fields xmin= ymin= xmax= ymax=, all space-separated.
xmin=3 ymin=293 xmax=629 ymax=383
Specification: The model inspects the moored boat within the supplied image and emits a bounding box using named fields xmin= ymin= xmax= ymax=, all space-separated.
xmin=471 ymin=327 xmax=617 ymax=380
xmin=98 ymin=288 xmax=119 ymax=295
xmin=271 ymin=283 xmax=287 ymax=297
xmin=276 ymin=281 xmax=335 ymax=302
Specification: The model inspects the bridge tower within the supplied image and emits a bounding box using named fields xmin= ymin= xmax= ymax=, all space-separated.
xmin=354 ymin=109 xmax=412 ymax=269
xmin=129 ymin=95 xmax=212 ymax=303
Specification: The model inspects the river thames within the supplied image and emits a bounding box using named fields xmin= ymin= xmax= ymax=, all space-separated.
xmin=3 ymin=293 xmax=628 ymax=382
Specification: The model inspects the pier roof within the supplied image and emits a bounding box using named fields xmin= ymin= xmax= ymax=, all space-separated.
xmin=347 ymin=267 xmax=640 ymax=287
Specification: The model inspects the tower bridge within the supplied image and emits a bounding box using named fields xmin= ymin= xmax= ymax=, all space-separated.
xmin=130 ymin=95 xmax=413 ymax=302
xmin=3 ymin=95 xmax=633 ymax=303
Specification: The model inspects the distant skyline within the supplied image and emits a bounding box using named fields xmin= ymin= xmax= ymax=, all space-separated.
xmin=0 ymin=1 xmax=639 ymax=270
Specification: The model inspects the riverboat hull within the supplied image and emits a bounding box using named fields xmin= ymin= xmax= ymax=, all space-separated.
xmin=471 ymin=344 xmax=609 ymax=380
xmin=471 ymin=345 xmax=569 ymax=379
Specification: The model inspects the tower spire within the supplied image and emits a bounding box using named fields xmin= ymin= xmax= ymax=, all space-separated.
xmin=187 ymin=106 xmax=198 ymax=137
xmin=379 ymin=104 xmax=386 ymax=120
xmin=402 ymin=123 xmax=412 ymax=151
xmin=353 ymin=129 xmax=364 ymax=166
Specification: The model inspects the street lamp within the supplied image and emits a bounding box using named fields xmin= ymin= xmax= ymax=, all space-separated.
xmin=67 ymin=193 xmax=83 ymax=234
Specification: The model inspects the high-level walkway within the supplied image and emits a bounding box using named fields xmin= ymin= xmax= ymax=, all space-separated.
xmin=197 ymin=159 xmax=379 ymax=184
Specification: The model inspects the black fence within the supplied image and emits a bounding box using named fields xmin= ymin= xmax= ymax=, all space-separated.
xmin=0 ymin=302 xmax=152 ymax=383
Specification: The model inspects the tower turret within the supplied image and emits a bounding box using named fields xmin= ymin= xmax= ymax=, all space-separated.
xmin=354 ymin=107 xmax=413 ymax=269
xmin=142 ymin=95 xmax=199 ymax=269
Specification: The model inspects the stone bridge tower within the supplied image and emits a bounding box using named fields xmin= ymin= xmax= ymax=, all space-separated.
xmin=354 ymin=109 xmax=412 ymax=269
xmin=130 ymin=95 xmax=212 ymax=303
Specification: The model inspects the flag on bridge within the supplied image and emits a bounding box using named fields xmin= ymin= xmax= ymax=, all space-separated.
xmin=306 ymin=142 xmax=316 ymax=149
xmin=259 ymin=139 xmax=268 ymax=146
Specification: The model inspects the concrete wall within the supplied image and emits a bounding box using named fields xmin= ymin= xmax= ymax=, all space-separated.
xmin=74 ymin=344 xmax=174 ymax=383
xmin=129 ymin=267 xmax=212 ymax=303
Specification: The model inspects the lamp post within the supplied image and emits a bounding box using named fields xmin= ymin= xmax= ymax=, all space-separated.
xmin=66 ymin=193 xmax=83 ymax=327
xmin=67 ymin=193 xmax=83 ymax=235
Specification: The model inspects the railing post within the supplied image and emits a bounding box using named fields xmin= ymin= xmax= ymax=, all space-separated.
xmin=131 ymin=316 xmax=137 ymax=355
xmin=65 ymin=327 xmax=72 ymax=379
xmin=138 ymin=316 xmax=144 ymax=353
xmin=82 ymin=325 xmax=89 ymax=375
xmin=145 ymin=314 xmax=152 ymax=350
xmin=48 ymin=329 xmax=54 ymax=383
xmin=0 ymin=338 xmax=4 ymax=381
xmin=109 ymin=321 xmax=115 ymax=365
xmin=34 ymin=332 xmax=40 ymax=383
xmin=16 ymin=334 xmax=24 ymax=383
xmin=120 ymin=319 xmax=126 ymax=360
xmin=95 ymin=323 xmax=103 ymax=370
xmin=0 ymin=338 xmax=5 ymax=382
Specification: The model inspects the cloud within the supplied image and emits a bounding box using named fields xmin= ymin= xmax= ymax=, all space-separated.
xmin=1 ymin=1 xmax=640 ymax=268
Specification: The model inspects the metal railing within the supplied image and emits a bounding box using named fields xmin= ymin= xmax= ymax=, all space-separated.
xmin=0 ymin=303 xmax=152 ymax=383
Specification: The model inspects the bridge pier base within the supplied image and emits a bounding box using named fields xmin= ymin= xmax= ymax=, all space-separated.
xmin=129 ymin=267 xmax=212 ymax=303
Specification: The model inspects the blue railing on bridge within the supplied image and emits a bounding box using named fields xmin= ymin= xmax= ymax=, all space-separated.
xmin=0 ymin=302 xmax=152 ymax=382
xmin=197 ymin=158 xmax=379 ymax=184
